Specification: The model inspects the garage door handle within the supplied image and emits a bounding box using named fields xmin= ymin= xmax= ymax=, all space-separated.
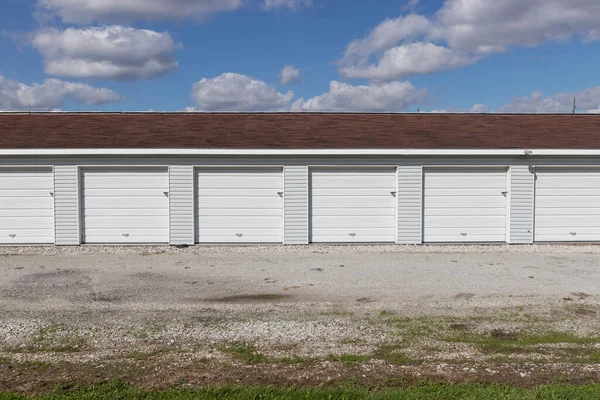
xmin=49 ymin=192 xmax=54 ymax=197
xmin=277 ymin=192 xmax=284 ymax=197
xmin=122 ymin=234 xmax=130 ymax=238
xmin=501 ymin=191 xmax=508 ymax=197
xmin=163 ymin=192 xmax=169 ymax=197
xmin=570 ymin=232 xmax=577 ymax=236
xmin=460 ymin=233 xmax=468 ymax=236
xmin=390 ymin=191 xmax=397 ymax=197
xmin=9 ymin=234 xmax=16 ymax=238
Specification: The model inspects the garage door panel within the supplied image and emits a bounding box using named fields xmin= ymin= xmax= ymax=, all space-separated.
xmin=0 ymin=197 xmax=55 ymax=209
xmin=310 ymin=168 xmax=396 ymax=243
xmin=0 ymin=229 xmax=55 ymax=243
xmin=0 ymin=189 xmax=54 ymax=197
xmin=83 ymin=176 xmax=167 ymax=189
xmin=425 ymin=188 xmax=506 ymax=196
xmin=83 ymin=197 xmax=167 ymax=209
xmin=536 ymin=215 xmax=600 ymax=227
xmin=84 ymin=216 xmax=168 ymax=229
xmin=198 ymin=233 xmax=283 ymax=243
xmin=423 ymin=168 xmax=508 ymax=243
xmin=311 ymin=207 xmax=395 ymax=216
xmin=536 ymin=196 xmax=600 ymax=208
xmin=311 ymin=228 xmax=396 ymax=243
xmin=0 ymin=216 xmax=54 ymax=229
xmin=424 ymin=208 xmax=506 ymax=217
xmin=198 ymin=216 xmax=283 ymax=228
xmin=311 ymin=196 xmax=396 ymax=208
xmin=84 ymin=208 xmax=169 ymax=216
xmin=312 ymin=174 xmax=395 ymax=187
xmin=535 ymin=232 xmax=600 ymax=242
xmin=535 ymin=207 xmax=600 ymax=216
xmin=199 ymin=196 xmax=283 ymax=209
xmin=197 ymin=188 xmax=281 ymax=197
xmin=198 ymin=208 xmax=282 ymax=217
xmin=0 ymin=178 xmax=53 ymax=189
xmin=83 ymin=168 xmax=169 ymax=244
xmin=534 ymin=168 xmax=600 ymax=242
xmin=0 ymin=168 xmax=55 ymax=244
xmin=425 ymin=196 xmax=506 ymax=208
xmin=312 ymin=216 xmax=396 ymax=228
xmin=425 ymin=216 xmax=507 ymax=228
xmin=197 ymin=168 xmax=283 ymax=244
xmin=84 ymin=233 xmax=169 ymax=243
xmin=536 ymin=188 xmax=600 ymax=196
xmin=311 ymin=188 xmax=395 ymax=197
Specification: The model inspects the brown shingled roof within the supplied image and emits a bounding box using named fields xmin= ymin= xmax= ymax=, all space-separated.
xmin=0 ymin=112 xmax=599 ymax=149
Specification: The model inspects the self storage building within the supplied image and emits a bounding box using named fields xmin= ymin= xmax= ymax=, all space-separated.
xmin=1 ymin=112 xmax=599 ymax=246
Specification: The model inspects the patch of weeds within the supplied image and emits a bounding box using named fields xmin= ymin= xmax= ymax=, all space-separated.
xmin=379 ymin=310 xmax=394 ymax=317
xmin=325 ymin=354 xmax=371 ymax=364
xmin=125 ymin=349 xmax=167 ymax=360
xmin=279 ymin=356 xmax=307 ymax=365
xmin=444 ymin=330 xmax=600 ymax=356
xmin=373 ymin=344 xmax=421 ymax=365
xmin=15 ymin=325 xmax=87 ymax=353
xmin=218 ymin=343 xmax=267 ymax=364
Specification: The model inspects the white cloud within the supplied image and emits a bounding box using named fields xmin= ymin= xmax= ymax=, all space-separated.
xmin=291 ymin=80 xmax=426 ymax=112
xmin=190 ymin=72 xmax=294 ymax=111
xmin=37 ymin=0 xmax=244 ymax=24
xmin=341 ymin=14 xmax=431 ymax=64
xmin=341 ymin=42 xmax=474 ymax=81
xmin=339 ymin=0 xmax=600 ymax=81
xmin=280 ymin=65 xmax=301 ymax=85
xmin=262 ymin=0 xmax=311 ymax=10
xmin=429 ymin=104 xmax=489 ymax=113
xmin=31 ymin=26 xmax=179 ymax=81
xmin=0 ymin=75 xmax=121 ymax=111
xmin=499 ymin=88 xmax=600 ymax=114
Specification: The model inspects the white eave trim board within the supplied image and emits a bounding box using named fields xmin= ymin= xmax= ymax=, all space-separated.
xmin=0 ymin=149 xmax=598 ymax=156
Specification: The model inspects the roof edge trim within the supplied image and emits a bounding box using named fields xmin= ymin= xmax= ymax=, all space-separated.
xmin=0 ymin=149 xmax=597 ymax=156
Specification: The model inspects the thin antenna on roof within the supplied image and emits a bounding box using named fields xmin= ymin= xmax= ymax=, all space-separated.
xmin=573 ymin=97 xmax=577 ymax=114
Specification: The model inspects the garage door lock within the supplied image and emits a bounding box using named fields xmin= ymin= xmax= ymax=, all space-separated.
xmin=9 ymin=234 xmax=16 ymax=238
xmin=349 ymin=233 xmax=356 ymax=237
xmin=122 ymin=233 xmax=130 ymax=238
xmin=570 ymin=232 xmax=577 ymax=236
xmin=277 ymin=192 xmax=284 ymax=197
xmin=460 ymin=233 xmax=468 ymax=236
xmin=501 ymin=191 xmax=508 ymax=197
xmin=163 ymin=192 xmax=169 ymax=197
xmin=236 ymin=234 xmax=243 ymax=237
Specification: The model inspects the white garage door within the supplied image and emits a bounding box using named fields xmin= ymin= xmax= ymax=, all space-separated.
xmin=0 ymin=168 xmax=54 ymax=244
xmin=535 ymin=168 xmax=600 ymax=242
xmin=423 ymin=168 xmax=508 ymax=243
xmin=82 ymin=168 xmax=169 ymax=244
xmin=310 ymin=168 xmax=397 ymax=243
xmin=197 ymin=168 xmax=283 ymax=243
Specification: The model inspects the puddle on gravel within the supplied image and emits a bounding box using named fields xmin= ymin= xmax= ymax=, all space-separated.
xmin=204 ymin=294 xmax=292 ymax=303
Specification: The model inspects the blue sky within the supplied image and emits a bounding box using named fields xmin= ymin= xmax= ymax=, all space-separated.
xmin=1 ymin=0 xmax=600 ymax=113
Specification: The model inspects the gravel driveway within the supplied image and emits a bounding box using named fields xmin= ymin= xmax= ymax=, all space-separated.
xmin=0 ymin=245 xmax=598 ymax=309
xmin=1 ymin=245 xmax=599 ymax=391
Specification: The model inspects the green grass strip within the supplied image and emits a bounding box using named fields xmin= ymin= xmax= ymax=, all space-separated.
xmin=2 ymin=381 xmax=600 ymax=400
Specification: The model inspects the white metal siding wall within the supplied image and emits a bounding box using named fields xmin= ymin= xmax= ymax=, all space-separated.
xmin=284 ymin=166 xmax=309 ymax=244
xmin=54 ymin=166 xmax=80 ymax=245
xmin=398 ymin=166 xmax=422 ymax=244
xmin=509 ymin=165 xmax=534 ymax=244
xmin=169 ymin=166 xmax=195 ymax=245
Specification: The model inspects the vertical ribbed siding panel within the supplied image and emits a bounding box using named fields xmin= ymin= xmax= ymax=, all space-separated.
xmin=398 ymin=166 xmax=423 ymax=244
xmin=53 ymin=165 xmax=80 ymax=245
xmin=284 ymin=166 xmax=309 ymax=245
xmin=509 ymin=165 xmax=535 ymax=244
xmin=169 ymin=165 xmax=195 ymax=245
